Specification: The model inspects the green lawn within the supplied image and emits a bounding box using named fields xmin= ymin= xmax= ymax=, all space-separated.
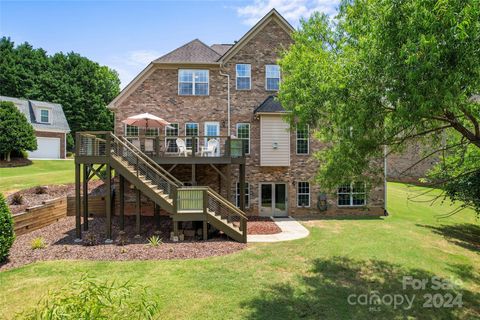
xmin=0 ymin=160 xmax=75 ymax=193
xmin=0 ymin=183 xmax=479 ymax=319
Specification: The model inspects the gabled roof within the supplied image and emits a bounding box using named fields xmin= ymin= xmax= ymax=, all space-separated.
xmin=254 ymin=95 xmax=286 ymax=113
xmin=154 ymin=39 xmax=221 ymax=63
xmin=0 ymin=96 xmax=70 ymax=132
xmin=220 ymin=9 xmax=295 ymax=63
xmin=210 ymin=44 xmax=233 ymax=56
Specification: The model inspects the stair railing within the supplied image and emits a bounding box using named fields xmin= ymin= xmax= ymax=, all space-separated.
xmin=109 ymin=133 xmax=180 ymax=200
xmin=120 ymin=136 xmax=183 ymax=187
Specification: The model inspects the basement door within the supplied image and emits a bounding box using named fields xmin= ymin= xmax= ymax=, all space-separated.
xmin=259 ymin=183 xmax=288 ymax=217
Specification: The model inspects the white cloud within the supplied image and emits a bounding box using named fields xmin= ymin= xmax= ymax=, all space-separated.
xmin=107 ymin=50 xmax=160 ymax=89
xmin=237 ymin=0 xmax=339 ymax=26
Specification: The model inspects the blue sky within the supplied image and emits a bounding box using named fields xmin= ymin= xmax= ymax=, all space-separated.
xmin=0 ymin=0 xmax=339 ymax=88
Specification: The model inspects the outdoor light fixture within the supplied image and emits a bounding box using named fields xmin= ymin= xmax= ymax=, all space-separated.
xmin=272 ymin=142 xmax=278 ymax=149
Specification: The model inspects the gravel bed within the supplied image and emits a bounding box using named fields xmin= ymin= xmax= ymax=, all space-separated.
xmin=246 ymin=216 xmax=282 ymax=235
xmin=0 ymin=215 xmax=246 ymax=271
xmin=7 ymin=181 xmax=104 ymax=214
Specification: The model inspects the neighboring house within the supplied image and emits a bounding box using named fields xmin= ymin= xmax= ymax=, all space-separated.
xmin=0 ymin=96 xmax=70 ymax=159
xmin=107 ymin=9 xmax=385 ymax=217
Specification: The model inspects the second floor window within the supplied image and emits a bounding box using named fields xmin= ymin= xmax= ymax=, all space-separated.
xmin=265 ymin=65 xmax=280 ymax=91
xmin=178 ymin=69 xmax=209 ymax=96
xmin=125 ymin=124 xmax=139 ymax=136
xmin=39 ymin=109 xmax=50 ymax=123
xmin=145 ymin=128 xmax=159 ymax=136
xmin=165 ymin=123 xmax=179 ymax=153
xmin=236 ymin=64 xmax=251 ymax=90
xmin=236 ymin=123 xmax=250 ymax=155
xmin=296 ymin=126 xmax=309 ymax=154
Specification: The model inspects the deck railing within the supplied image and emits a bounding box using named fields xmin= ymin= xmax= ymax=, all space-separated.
xmin=123 ymin=135 xmax=245 ymax=158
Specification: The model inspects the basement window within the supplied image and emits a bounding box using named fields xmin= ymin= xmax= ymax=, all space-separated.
xmin=337 ymin=182 xmax=366 ymax=206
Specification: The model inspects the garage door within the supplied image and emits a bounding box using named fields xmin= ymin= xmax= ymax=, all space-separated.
xmin=29 ymin=137 xmax=61 ymax=159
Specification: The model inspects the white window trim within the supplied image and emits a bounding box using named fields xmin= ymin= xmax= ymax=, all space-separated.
xmin=185 ymin=122 xmax=199 ymax=136
xmin=124 ymin=123 xmax=139 ymax=137
xmin=236 ymin=64 xmax=251 ymax=90
xmin=296 ymin=125 xmax=310 ymax=155
xmin=165 ymin=123 xmax=179 ymax=153
xmin=337 ymin=182 xmax=367 ymax=207
xmin=38 ymin=108 xmax=51 ymax=124
xmin=235 ymin=181 xmax=250 ymax=209
xmin=297 ymin=182 xmax=311 ymax=207
xmin=178 ymin=69 xmax=209 ymax=96
xmin=265 ymin=64 xmax=281 ymax=91
xmin=236 ymin=123 xmax=250 ymax=155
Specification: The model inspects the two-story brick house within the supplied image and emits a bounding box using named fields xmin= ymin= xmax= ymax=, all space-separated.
xmin=107 ymin=9 xmax=386 ymax=217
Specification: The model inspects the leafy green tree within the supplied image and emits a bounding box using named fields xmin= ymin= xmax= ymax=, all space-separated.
xmin=0 ymin=101 xmax=37 ymax=161
xmin=0 ymin=37 xmax=120 ymax=136
xmin=279 ymin=0 xmax=480 ymax=213
xmin=0 ymin=193 xmax=15 ymax=262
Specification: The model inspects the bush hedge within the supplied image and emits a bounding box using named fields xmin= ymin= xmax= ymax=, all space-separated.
xmin=0 ymin=193 xmax=15 ymax=262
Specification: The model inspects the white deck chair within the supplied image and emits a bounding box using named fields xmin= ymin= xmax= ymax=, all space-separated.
xmin=131 ymin=138 xmax=141 ymax=150
xmin=176 ymin=138 xmax=192 ymax=157
xmin=201 ymin=139 xmax=219 ymax=157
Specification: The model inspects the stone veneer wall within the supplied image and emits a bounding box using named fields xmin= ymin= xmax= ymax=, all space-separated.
xmin=113 ymin=19 xmax=385 ymax=216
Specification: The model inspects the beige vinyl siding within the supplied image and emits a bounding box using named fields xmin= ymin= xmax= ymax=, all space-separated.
xmin=260 ymin=114 xmax=290 ymax=166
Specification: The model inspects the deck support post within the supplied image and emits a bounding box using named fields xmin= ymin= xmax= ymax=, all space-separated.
xmin=239 ymin=163 xmax=246 ymax=212
xmin=226 ymin=164 xmax=232 ymax=203
xmin=154 ymin=203 xmax=161 ymax=232
xmin=135 ymin=188 xmax=141 ymax=236
xmin=173 ymin=220 xmax=179 ymax=237
xmin=203 ymin=220 xmax=208 ymax=240
xmin=119 ymin=175 xmax=125 ymax=231
xmin=191 ymin=164 xmax=196 ymax=186
xmin=105 ymin=164 xmax=112 ymax=241
xmin=75 ymin=162 xmax=81 ymax=240
xmin=83 ymin=164 xmax=89 ymax=231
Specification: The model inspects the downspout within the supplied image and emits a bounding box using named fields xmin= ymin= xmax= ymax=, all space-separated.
xmin=219 ymin=65 xmax=231 ymax=136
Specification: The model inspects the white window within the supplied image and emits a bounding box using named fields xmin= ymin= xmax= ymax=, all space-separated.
xmin=236 ymin=123 xmax=250 ymax=155
xmin=235 ymin=182 xmax=250 ymax=208
xmin=185 ymin=122 xmax=199 ymax=152
xmin=337 ymin=182 xmax=366 ymax=206
xmin=297 ymin=182 xmax=310 ymax=207
xmin=125 ymin=124 xmax=139 ymax=136
xmin=236 ymin=64 xmax=251 ymax=90
xmin=296 ymin=125 xmax=309 ymax=155
xmin=265 ymin=65 xmax=280 ymax=91
xmin=178 ymin=69 xmax=209 ymax=95
xmin=165 ymin=123 xmax=179 ymax=153
xmin=39 ymin=109 xmax=50 ymax=123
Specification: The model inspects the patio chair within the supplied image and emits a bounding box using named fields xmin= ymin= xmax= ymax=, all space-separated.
xmin=144 ymin=138 xmax=154 ymax=154
xmin=131 ymin=138 xmax=141 ymax=150
xmin=201 ymin=139 xmax=219 ymax=157
xmin=176 ymin=138 xmax=192 ymax=157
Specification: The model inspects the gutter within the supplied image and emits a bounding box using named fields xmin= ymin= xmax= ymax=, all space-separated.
xmin=219 ymin=66 xmax=231 ymax=136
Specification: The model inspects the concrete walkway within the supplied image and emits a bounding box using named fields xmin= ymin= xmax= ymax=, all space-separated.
xmin=248 ymin=217 xmax=310 ymax=243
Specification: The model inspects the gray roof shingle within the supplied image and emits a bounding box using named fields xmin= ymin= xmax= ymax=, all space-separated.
xmin=254 ymin=95 xmax=286 ymax=113
xmin=154 ymin=39 xmax=221 ymax=63
xmin=210 ymin=44 xmax=233 ymax=56
xmin=0 ymin=96 xmax=70 ymax=132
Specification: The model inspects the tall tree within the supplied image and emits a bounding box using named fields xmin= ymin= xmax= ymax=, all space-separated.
xmin=0 ymin=101 xmax=37 ymax=161
xmin=0 ymin=37 xmax=120 ymax=139
xmin=279 ymin=0 xmax=480 ymax=212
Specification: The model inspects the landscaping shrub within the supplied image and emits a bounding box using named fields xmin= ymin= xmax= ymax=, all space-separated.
xmin=10 ymin=193 xmax=23 ymax=205
xmin=0 ymin=193 xmax=15 ymax=262
xmin=147 ymin=235 xmax=162 ymax=247
xmin=19 ymin=275 xmax=160 ymax=320
xmin=31 ymin=237 xmax=47 ymax=250
xmin=34 ymin=186 xmax=48 ymax=195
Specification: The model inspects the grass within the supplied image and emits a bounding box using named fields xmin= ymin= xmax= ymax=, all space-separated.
xmin=0 ymin=160 xmax=74 ymax=194
xmin=0 ymin=182 xmax=479 ymax=319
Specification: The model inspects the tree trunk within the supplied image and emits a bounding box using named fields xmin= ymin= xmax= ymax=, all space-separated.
xmin=6 ymin=151 xmax=11 ymax=162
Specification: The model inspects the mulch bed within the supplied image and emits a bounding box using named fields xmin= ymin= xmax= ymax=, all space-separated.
xmin=246 ymin=216 xmax=282 ymax=235
xmin=0 ymin=215 xmax=246 ymax=271
xmin=7 ymin=181 xmax=104 ymax=214
xmin=0 ymin=157 xmax=32 ymax=168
